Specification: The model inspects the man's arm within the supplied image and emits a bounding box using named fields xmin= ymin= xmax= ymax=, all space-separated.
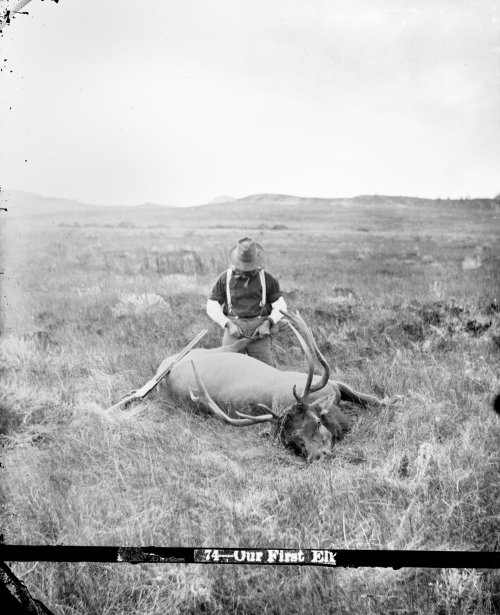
xmin=264 ymin=272 xmax=287 ymax=326
xmin=207 ymin=299 xmax=244 ymax=338
xmin=206 ymin=299 xmax=229 ymax=329
xmin=268 ymin=296 xmax=287 ymax=326
xmin=207 ymin=271 xmax=228 ymax=329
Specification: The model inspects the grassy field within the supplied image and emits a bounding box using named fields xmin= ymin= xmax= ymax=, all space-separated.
xmin=1 ymin=192 xmax=500 ymax=614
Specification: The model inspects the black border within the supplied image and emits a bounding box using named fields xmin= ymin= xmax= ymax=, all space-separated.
xmin=1 ymin=546 xmax=500 ymax=568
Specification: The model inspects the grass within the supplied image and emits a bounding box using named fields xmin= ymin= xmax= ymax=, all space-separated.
xmin=1 ymin=197 xmax=500 ymax=614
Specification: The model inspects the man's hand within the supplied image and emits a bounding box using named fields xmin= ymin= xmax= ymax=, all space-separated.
xmin=253 ymin=320 xmax=272 ymax=339
xmin=226 ymin=320 xmax=244 ymax=338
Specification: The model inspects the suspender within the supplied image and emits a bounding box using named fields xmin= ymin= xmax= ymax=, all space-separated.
xmin=259 ymin=269 xmax=266 ymax=307
xmin=226 ymin=268 xmax=232 ymax=315
xmin=226 ymin=268 xmax=266 ymax=319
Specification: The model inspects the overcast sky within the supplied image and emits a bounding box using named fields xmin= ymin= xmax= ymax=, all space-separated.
xmin=0 ymin=0 xmax=498 ymax=206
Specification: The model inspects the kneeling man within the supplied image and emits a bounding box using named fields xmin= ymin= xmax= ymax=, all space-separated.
xmin=206 ymin=237 xmax=287 ymax=365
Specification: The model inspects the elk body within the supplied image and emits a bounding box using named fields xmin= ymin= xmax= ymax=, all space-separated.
xmin=156 ymin=312 xmax=382 ymax=462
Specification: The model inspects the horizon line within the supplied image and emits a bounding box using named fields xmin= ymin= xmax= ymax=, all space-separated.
xmin=1 ymin=187 xmax=498 ymax=209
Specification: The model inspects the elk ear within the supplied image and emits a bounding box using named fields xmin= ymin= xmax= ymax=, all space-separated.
xmin=311 ymin=393 xmax=338 ymax=414
xmin=319 ymin=407 xmax=351 ymax=440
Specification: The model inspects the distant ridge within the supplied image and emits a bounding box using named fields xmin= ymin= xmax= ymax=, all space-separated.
xmin=139 ymin=202 xmax=173 ymax=209
xmin=1 ymin=190 xmax=175 ymax=217
xmin=234 ymin=193 xmax=337 ymax=205
xmin=2 ymin=189 xmax=497 ymax=220
xmin=223 ymin=192 xmax=499 ymax=210
xmin=1 ymin=190 xmax=104 ymax=216
xmin=207 ymin=195 xmax=237 ymax=204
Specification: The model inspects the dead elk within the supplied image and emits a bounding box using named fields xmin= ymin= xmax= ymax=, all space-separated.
xmin=156 ymin=311 xmax=383 ymax=462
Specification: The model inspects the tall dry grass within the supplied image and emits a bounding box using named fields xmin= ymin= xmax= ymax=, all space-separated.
xmin=1 ymin=209 xmax=499 ymax=614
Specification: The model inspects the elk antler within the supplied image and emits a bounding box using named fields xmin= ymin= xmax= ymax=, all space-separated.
xmin=282 ymin=318 xmax=317 ymax=406
xmin=289 ymin=311 xmax=331 ymax=393
xmin=282 ymin=310 xmax=331 ymax=400
xmin=235 ymin=403 xmax=281 ymax=421
xmin=189 ymin=361 xmax=276 ymax=426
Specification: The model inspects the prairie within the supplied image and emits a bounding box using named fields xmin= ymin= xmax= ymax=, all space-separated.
xmin=1 ymin=191 xmax=499 ymax=614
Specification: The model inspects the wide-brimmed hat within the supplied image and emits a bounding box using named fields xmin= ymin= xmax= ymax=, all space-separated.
xmin=228 ymin=237 xmax=264 ymax=271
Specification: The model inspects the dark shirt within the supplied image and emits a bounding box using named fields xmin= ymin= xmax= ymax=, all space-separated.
xmin=209 ymin=269 xmax=282 ymax=318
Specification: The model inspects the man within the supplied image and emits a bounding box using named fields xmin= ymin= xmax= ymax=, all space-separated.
xmin=206 ymin=236 xmax=287 ymax=365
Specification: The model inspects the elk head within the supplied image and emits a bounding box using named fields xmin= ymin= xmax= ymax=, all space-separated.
xmin=274 ymin=311 xmax=350 ymax=462
xmin=189 ymin=311 xmax=350 ymax=462
xmin=277 ymin=395 xmax=351 ymax=462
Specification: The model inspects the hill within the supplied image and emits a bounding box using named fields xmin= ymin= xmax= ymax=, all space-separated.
xmin=3 ymin=188 xmax=499 ymax=214
xmin=206 ymin=195 xmax=237 ymax=204
xmin=0 ymin=190 xmax=105 ymax=217
xmin=2 ymin=190 xmax=499 ymax=239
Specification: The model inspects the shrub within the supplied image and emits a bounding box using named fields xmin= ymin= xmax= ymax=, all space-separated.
xmin=111 ymin=294 xmax=172 ymax=318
